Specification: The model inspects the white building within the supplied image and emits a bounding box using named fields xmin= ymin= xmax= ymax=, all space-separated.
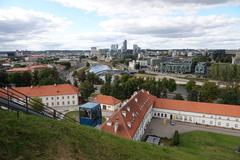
xmin=93 ymin=94 xmax=121 ymax=111
xmin=13 ymin=84 xmax=80 ymax=112
xmin=101 ymin=90 xmax=240 ymax=141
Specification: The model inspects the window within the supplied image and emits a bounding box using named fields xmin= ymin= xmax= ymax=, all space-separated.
xmin=235 ymin=124 xmax=238 ymax=128
xmin=236 ymin=119 xmax=239 ymax=122
xmin=184 ymin=116 xmax=187 ymax=121
xmin=67 ymin=96 xmax=69 ymax=99
xmin=57 ymin=102 xmax=59 ymax=105
xmin=62 ymin=96 xmax=64 ymax=100
xmin=72 ymin=101 xmax=75 ymax=105
xmin=52 ymin=97 xmax=54 ymax=100
xmin=210 ymin=116 xmax=213 ymax=119
xmin=52 ymin=102 xmax=54 ymax=106
xmin=62 ymin=102 xmax=65 ymax=105
xmin=68 ymin=101 xmax=70 ymax=105
xmin=226 ymin=123 xmax=229 ymax=127
xmin=161 ymin=113 xmax=163 ymax=117
xmin=218 ymin=117 xmax=221 ymax=119
xmin=210 ymin=121 xmax=213 ymax=125
xmin=154 ymin=113 xmax=157 ymax=116
xmin=218 ymin=122 xmax=221 ymax=126
xmin=165 ymin=114 xmax=167 ymax=117
xmin=203 ymin=115 xmax=205 ymax=117
xmin=46 ymin=103 xmax=49 ymax=106
xmin=72 ymin=95 xmax=75 ymax=98
xmin=46 ymin=97 xmax=48 ymax=101
xmin=202 ymin=120 xmax=205 ymax=124
xmin=157 ymin=113 xmax=160 ymax=117
xmin=227 ymin=118 xmax=230 ymax=120
xmin=189 ymin=117 xmax=192 ymax=122
xmin=57 ymin=97 xmax=59 ymax=100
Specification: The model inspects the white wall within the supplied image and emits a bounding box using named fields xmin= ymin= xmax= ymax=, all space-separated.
xmin=100 ymin=103 xmax=121 ymax=111
xmin=41 ymin=94 xmax=79 ymax=108
xmin=133 ymin=105 xmax=153 ymax=141
xmin=152 ymin=108 xmax=240 ymax=130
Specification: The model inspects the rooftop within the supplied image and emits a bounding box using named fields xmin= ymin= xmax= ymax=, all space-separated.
xmin=80 ymin=102 xmax=99 ymax=109
xmin=93 ymin=94 xmax=121 ymax=106
xmin=154 ymin=98 xmax=240 ymax=118
xmin=13 ymin=84 xmax=79 ymax=97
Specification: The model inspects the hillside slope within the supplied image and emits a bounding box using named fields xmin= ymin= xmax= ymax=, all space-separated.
xmin=0 ymin=109 xmax=240 ymax=160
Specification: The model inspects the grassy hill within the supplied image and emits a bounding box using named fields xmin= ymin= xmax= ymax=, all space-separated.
xmin=0 ymin=109 xmax=240 ymax=160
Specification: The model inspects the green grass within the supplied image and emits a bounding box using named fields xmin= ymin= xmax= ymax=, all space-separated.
xmin=65 ymin=111 xmax=79 ymax=122
xmin=0 ymin=109 xmax=240 ymax=160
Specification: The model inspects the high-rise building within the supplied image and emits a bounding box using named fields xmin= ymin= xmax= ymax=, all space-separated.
xmin=121 ymin=40 xmax=127 ymax=53
xmin=133 ymin=44 xmax=141 ymax=54
xmin=111 ymin=44 xmax=118 ymax=51
xmin=91 ymin=47 xmax=98 ymax=56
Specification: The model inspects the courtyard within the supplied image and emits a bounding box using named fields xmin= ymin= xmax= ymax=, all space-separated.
xmin=144 ymin=118 xmax=240 ymax=139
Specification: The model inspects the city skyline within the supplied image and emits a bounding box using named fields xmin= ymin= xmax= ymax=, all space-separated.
xmin=1 ymin=0 xmax=240 ymax=50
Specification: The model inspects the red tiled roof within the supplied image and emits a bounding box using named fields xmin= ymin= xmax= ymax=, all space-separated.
xmin=101 ymin=90 xmax=155 ymax=139
xmin=13 ymin=84 xmax=79 ymax=97
xmin=6 ymin=64 xmax=49 ymax=73
xmin=94 ymin=94 xmax=121 ymax=106
xmin=154 ymin=98 xmax=240 ymax=118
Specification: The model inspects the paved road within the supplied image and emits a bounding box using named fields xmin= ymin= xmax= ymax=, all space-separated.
xmin=145 ymin=118 xmax=240 ymax=138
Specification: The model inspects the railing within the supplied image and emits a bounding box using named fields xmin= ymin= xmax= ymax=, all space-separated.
xmin=0 ymin=82 xmax=79 ymax=124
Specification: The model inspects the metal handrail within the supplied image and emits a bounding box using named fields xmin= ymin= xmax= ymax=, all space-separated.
xmin=0 ymin=82 xmax=78 ymax=123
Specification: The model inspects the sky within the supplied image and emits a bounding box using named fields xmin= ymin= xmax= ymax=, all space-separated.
xmin=0 ymin=0 xmax=240 ymax=50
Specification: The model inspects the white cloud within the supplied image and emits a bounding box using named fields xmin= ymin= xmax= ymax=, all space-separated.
xmin=0 ymin=7 xmax=70 ymax=50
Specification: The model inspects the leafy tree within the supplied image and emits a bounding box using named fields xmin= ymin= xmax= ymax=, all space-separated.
xmin=167 ymin=78 xmax=177 ymax=92
xmin=74 ymin=80 xmax=78 ymax=87
xmin=199 ymin=82 xmax=218 ymax=102
xmin=0 ymin=71 xmax=8 ymax=84
xmin=29 ymin=97 xmax=44 ymax=112
xmin=80 ymin=81 xmax=95 ymax=100
xmin=187 ymin=86 xmax=199 ymax=101
xmin=38 ymin=68 xmax=64 ymax=85
xmin=174 ymin=93 xmax=184 ymax=100
xmin=32 ymin=71 xmax=39 ymax=86
xmin=86 ymin=72 xmax=103 ymax=85
xmin=172 ymin=130 xmax=180 ymax=146
xmin=219 ymin=85 xmax=240 ymax=105
xmin=86 ymin=62 xmax=90 ymax=68
xmin=77 ymin=69 xmax=86 ymax=82
xmin=100 ymin=83 xmax=112 ymax=95
xmin=134 ymin=63 xmax=140 ymax=70
xmin=105 ymin=74 xmax=112 ymax=84
xmin=186 ymin=80 xmax=196 ymax=92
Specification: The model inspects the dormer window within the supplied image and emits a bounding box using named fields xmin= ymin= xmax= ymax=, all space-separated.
xmin=122 ymin=111 xmax=126 ymax=117
xmin=127 ymin=122 xmax=131 ymax=128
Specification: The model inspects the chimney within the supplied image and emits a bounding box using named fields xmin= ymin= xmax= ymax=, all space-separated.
xmin=114 ymin=121 xmax=119 ymax=133
xmin=30 ymin=85 xmax=33 ymax=88
xmin=54 ymin=84 xmax=57 ymax=86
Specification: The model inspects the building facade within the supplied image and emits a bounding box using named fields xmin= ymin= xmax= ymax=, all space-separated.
xmin=93 ymin=94 xmax=121 ymax=111
xmin=101 ymin=91 xmax=240 ymax=141
xmin=13 ymin=84 xmax=80 ymax=111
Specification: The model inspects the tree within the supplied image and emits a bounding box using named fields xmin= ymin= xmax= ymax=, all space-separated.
xmin=86 ymin=62 xmax=90 ymax=68
xmin=167 ymin=78 xmax=177 ymax=92
xmin=38 ymin=68 xmax=64 ymax=85
xmin=187 ymin=86 xmax=199 ymax=101
xmin=219 ymin=85 xmax=240 ymax=105
xmin=199 ymin=82 xmax=219 ymax=102
xmin=80 ymin=81 xmax=95 ymax=100
xmin=186 ymin=80 xmax=196 ymax=93
xmin=74 ymin=80 xmax=78 ymax=87
xmin=174 ymin=93 xmax=184 ymax=100
xmin=105 ymin=74 xmax=112 ymax=84
xmin=0 ymin=71 xmax=8 ymax=84
xmin=134 ymin=63 xmax=140 ymax=70
xmin=29 ymin=97 xmax=44 ymax=112
xmin=100 ymin=83 xmax=112 ymax=95
xmin=172 ymin=130 xmax=180 ymax=146
xmin=77 ymin=69 xmax=86 ymax=82
xmin=32 ymin=71 xmax=39 ymax=85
